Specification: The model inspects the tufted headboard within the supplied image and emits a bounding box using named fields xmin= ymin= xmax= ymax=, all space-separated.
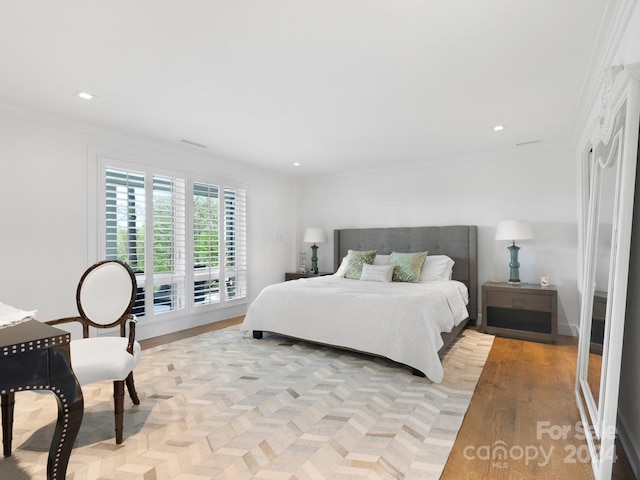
xmin=333 ymin=225 xmax=478 ymax=321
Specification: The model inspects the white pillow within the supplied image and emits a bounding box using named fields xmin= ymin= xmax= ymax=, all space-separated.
xmin=420 ymin=255 xmax=455 ymax=282
xmin=334 ymin=255 xmax=349 ymax=277
xmin=373 ymin=254 xmax=391 ymax=265
xmin=359 ymin=264 xmax=394 ymax=283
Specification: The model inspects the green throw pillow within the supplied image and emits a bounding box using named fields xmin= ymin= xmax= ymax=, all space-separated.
xmin=344 ymin=250 xmax=377 ymax=279
xmin=391 ymin=251 xmax=428 ymax=282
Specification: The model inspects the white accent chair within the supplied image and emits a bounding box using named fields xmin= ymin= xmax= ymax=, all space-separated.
xmin=47 ymin=260 xmax=142 ymax=444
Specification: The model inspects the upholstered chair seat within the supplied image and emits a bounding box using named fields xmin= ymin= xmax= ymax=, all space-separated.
xmin=70 ymin=337 xmax=142 ymax=386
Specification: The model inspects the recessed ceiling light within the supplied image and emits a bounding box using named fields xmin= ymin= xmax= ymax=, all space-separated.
xmin=75 ymin=91 xmax=95 ymax=100
xmin=493 ymin=125 xmax=504 ymax=132
xmin=293 ymin=162 xmax=301 ymax=167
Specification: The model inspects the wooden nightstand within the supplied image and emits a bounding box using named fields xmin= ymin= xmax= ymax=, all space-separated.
xmin=480 ymin=281 xmax=558 ymax=344
xmin=284 ymin=272 xmax=332 ymax=281
xmin=590 ymin=290 xmax=607 ymax=354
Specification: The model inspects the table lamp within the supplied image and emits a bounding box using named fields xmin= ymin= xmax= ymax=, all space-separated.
xmin=495 ymin=220 xmax=534 ymax=284
xmin=303 ymin=228 xmax=327 ymax=274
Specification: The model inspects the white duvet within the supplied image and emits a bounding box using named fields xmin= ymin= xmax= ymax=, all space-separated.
xmin=240 ymin=275 xmax=469 ymax=383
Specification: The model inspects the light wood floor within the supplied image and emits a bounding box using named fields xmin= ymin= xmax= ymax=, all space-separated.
xmin=441 ymin=334 xmax=634 ymax=480
xmin=141 ymin=318 xmax=635 ymax=479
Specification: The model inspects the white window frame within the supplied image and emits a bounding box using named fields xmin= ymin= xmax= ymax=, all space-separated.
xmin=190 ymin=176 xmax=248 ymax=308
xmin=91 ymin=151 xmax=247 ymax=322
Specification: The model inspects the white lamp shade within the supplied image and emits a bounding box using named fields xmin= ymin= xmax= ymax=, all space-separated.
xmin=303 ymin=228 xmax=327 ymax=244
xmin=495 ymin=220 xmax=534 ymax=242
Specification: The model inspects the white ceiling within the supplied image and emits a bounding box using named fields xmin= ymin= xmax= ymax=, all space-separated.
xmin=0 ymin=1 xmax=609 ymax=177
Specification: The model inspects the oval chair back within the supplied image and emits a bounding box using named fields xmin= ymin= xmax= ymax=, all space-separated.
xmin=76 ymin=260 xmax=137 ymax=338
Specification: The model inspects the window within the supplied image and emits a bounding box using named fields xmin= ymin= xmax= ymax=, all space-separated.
xmin=192 ymin=184 xmax=247 ymax=306
xmin=151 ymin=175 xmax=186 ymax=314
xmin=223 ymin=186 xmax=247 ymax=300
xmin=102 ymin=162 xmax=246 ymax=319
xmin=105 ymin=168 xmax=147 ymax=315
xmin=193 ymin=183 xmax=220 ymax=305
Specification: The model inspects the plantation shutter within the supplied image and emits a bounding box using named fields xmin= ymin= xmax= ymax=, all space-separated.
xmin=101 ymin=159 xmax=247 ymax=318
xmin=223 ymin=187 xmax=247 ymax=300
xmin=152 ymin=175 xmax=186 ymax=313
xmin=104 ymin=167 xmax=146 ymax=315
xmin=193 ymin=183 xmax=220 ymax=306
xmin=105 ymin=168 xmax=146 ymax=269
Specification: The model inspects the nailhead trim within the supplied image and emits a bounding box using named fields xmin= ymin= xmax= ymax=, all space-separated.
xmin=2 ymin=334 xmax=69 ymax=357
xmin=1 ymin=332 xmax=73 ymax=479
xmin=0 ymin=385 xmax=71 ymax=479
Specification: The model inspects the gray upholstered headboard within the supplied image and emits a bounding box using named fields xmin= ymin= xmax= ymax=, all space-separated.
xmin=333 ymin=225 xmax=478 ymax=321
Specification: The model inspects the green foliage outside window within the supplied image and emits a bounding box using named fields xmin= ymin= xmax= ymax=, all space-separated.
xmin=194 ymin=184 xmax=219 ymax=268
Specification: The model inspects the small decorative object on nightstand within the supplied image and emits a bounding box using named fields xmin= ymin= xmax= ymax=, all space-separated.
xmin=285 ymin=272 xmax=332 ymax=281
xmin=480 ymin=281 xmax=557 ymax=343
xmin=298 ymin=251 xmax=307 ymax=273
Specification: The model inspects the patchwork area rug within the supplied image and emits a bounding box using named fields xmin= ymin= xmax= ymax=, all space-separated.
xmin=2 ymin=325 xmax=494 ymax=480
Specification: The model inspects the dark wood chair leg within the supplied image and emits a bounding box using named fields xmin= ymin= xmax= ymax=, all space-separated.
xmin=113 ymin=380 xmax=125 ymax=444
xmin=1 ymin=392 xmax=15 ymax=457
xmin=125 ymin=372 xmax=140 ymax=405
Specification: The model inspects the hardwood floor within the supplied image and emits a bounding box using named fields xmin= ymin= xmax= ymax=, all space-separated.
xmin=441 ymin=334 xmax=635 ymax=480
xmin=141 ymin=318 xmax=635 ymax=479
xmin=138 ymin=316 xmax=243 ymax=349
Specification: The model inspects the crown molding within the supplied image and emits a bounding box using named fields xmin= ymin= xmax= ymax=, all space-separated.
xmin=572 ymin=0 xmax=638 ymax=143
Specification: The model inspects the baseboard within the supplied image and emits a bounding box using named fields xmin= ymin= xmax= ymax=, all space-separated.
xmin=474 ymin=313 xmax=577 ymax=337
xmin=559 ymin=322 xmax=578 ymax=337
xmin=618 ymin=412 xmax=640 ymax=478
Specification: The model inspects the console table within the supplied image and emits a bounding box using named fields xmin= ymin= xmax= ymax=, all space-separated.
xmin=1 ymin=319 xmax=84 ymax=479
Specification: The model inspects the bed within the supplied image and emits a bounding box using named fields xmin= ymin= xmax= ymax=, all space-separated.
xmin=241 ymin=225 xmax=478 ymax=383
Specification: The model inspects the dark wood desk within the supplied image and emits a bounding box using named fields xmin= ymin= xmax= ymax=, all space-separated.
xmin=1 ymin=319 xmax=84 ymax=480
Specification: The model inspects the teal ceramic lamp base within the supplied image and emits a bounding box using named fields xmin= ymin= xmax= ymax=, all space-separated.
xmin=495 ymin=220 xmax=533 ymax=284
xmin=310 ymin=244 xmax=319 ymax=274
xmin=303 ymin=227 xmax=327 ymax=275
xmin=507 ymin=242 xmax=521 ymax=284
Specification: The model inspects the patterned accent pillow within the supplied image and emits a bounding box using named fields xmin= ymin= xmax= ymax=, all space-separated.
xmin=390 ymin=251 xmax=428 ymax=282
xmin=344 ymin=250 xmax=377 ymax=279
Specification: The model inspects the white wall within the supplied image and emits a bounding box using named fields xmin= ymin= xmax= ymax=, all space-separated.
xmin=0 ymin=105 xmax=298 ymax=340
xmin=296 ymin=143 xmax=579 ymax=334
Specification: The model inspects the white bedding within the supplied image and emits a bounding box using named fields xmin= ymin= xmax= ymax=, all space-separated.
xmin=240 ymin=275 xmax=469 ymax=383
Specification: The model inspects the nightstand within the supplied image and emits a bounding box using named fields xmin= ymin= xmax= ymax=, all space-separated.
xmin=284 ymin=272 xmax=332 ymax=281
xmin=480 ymin=281 xmax=558 ymax=344
xmin=590 ymin=290 xmax=607 ymax=354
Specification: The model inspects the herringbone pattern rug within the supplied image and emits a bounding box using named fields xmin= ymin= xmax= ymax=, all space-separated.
xmin=2 ymin=325 xmax=493 ymax=479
